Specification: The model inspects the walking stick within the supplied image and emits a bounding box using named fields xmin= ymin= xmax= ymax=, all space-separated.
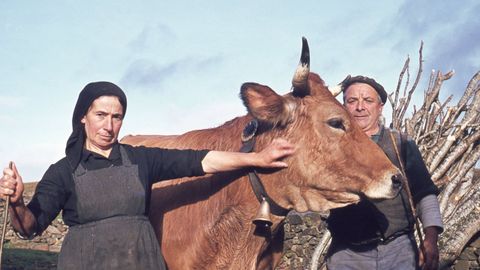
xmin=388 ymin=133 xmax=425 ymax=257
xmin=0 ymin=161 xmax=13 ymax=266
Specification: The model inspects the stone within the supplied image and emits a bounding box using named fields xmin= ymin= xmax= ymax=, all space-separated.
xmin=288 ymin=213 xmax=304 ymax=225
xmin=293 ymin=226 xmax=304 ymax=233
xmin=46 ymin=225 xmax=61 ymax=235
xmin=309 ymin=237 xmax=320 ymax=245
xmin=283 ymin=241 xmax=293 ymax=250
xmin=49 ymin=244 xmax=62 ymax=253
xmin=35 ymin=243 xmax=50 ymax=252
xmin=284 ymin=231 xmax=296 ymax=239
xmin=459 ymin=247 xmax=478 ymax=260
xmin=453 ymin=260 xmax=469 ymax=270
xmin=47 ymin=238 xmax=57 ymax=245
xmin=304 ymin=212 xmax=322 ymax=223
xmin=471 ymin=236 xmax=480 ymax=248
xmin=283 ymin=250 xmax=294 ymax=258
xmin=304 ymin=227 xmax=320 ymax=236
xmin=300 ymin=235 xmax=313 ymax=243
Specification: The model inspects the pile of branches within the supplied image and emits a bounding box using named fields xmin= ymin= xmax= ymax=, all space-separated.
xmin=389 ymin=42 xmax=480 ymax=268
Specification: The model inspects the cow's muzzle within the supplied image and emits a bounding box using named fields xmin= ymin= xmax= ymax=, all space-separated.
xmin=391 ymin=173 xmax=403 ymax=193
xmin=364 ymin=170 xmax=403 ymax=200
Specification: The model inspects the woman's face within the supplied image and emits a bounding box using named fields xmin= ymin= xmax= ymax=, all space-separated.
xmin=81 ymin=95 xmax=124 ymax=153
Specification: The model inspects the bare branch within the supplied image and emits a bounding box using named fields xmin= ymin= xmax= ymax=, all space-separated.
xmin=432 ymin=129 xmax=480 ymax=182
xmin=398 ymin=42 xmax=424 ymax=127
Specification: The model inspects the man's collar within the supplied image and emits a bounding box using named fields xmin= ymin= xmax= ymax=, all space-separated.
xmin=370 ymin=125 xmax=384 ymax=142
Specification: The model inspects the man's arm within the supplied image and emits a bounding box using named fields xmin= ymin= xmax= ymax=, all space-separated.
xmin=404 ymin=136 xmax=442 ymax=270
xmin=417 ymin=194 xmax=443 ymax=270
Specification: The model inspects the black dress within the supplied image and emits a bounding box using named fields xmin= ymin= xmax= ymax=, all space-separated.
xmin=27 ymin=144 xmax=209 ymax=270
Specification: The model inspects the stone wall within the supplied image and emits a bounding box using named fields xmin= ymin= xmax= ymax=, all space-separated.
xmin=450 ymin=232 xmax=480 ymax=270
xmin=276 ymin=211 xmax=329 ymax=270
xmin=0 ymin=188 xmax=67 ymax=253
xmin=1 ymin=191 xmax=479 ymax=269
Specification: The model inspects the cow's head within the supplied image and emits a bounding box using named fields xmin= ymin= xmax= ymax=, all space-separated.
xmin=241 ymin=38 xmax=401 ymax=212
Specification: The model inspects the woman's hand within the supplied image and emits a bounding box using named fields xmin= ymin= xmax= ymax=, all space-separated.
xmin=0 ymin=162 xmax=37 ymax=238
xmin=0 ymin=162 xmax=25 ymax=205
xmin=252 ymin=138 xmax=296 ymax=168
xmin=201 ymin=138 xmax=296 ymax=173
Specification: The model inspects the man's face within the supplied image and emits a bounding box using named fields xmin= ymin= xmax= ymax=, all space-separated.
xmin=81 ymin=95 xmax=124 ymax=152
xmin=343 ymin=83 xmax=384 ymax=136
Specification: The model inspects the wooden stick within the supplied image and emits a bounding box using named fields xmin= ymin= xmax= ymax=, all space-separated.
xmin=388 ymin=133 xmax=425 ymax=259
xmin=0 ymin=161 xmax=13 ymax=266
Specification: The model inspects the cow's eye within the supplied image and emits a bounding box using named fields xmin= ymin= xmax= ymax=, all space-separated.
xmin=327 ymin=118 xmax=345 ymax=131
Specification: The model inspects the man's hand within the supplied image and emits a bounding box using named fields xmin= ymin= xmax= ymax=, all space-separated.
xmin=420 ymin=226 xmax=440 ymax=270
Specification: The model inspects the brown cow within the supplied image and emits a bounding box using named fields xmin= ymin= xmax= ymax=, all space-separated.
xmin=121 ymin=38 xmax=401 ymax=269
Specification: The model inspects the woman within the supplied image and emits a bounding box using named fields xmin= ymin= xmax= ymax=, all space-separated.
xmin=0 ymin=81 xmax=295 ymax=269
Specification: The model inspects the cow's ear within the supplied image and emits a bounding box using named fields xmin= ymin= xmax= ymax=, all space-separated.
xmin=240 ymin=83 xmax=294 ymax=127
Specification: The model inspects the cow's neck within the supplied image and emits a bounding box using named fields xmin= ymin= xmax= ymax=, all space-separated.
xmin=162 ymin=171 xmax=285 ymax=269
xmin=201 ymin=177 xmax=286 ymax=269
xmin=157 ymin=116 xmax=288 ymax=269
xmin=240 ymin=119 xmax=290 ymax=220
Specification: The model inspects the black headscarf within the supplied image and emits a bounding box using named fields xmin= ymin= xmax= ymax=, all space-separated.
xmin=65 ymin=81 xmax=127 ymax=172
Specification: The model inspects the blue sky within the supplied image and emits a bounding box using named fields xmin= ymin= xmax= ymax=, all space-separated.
xmin=1 ymin=0 xmax=479 ymax=182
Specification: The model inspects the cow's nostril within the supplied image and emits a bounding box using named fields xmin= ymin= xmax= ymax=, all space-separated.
xmin=391 ymin=174 xmax=403 ymax=189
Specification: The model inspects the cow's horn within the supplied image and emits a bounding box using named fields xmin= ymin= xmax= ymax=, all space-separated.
xmin=328 ymin=84 xmax=343 ymax=97
xmin=292 ymin=37 xmax=310 ymax=96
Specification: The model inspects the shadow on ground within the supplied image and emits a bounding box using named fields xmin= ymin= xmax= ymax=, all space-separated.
xmin=2 ymin=248 xmax=58 ymax=270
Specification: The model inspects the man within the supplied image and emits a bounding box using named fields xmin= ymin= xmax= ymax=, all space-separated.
xmin=326 ymin=75 xmax=443 ymax=270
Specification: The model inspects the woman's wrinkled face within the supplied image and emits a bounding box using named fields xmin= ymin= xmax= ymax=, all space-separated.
xmin=81 ymin=95 xmax=124 ymax=152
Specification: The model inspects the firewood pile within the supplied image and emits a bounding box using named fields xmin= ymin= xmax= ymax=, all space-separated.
xmin=389 ymin=42 xmax=480 ymax=268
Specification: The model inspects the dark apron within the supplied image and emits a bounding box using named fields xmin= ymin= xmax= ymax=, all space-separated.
xmin=57 ymin=146 xmax=166 ymax=270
